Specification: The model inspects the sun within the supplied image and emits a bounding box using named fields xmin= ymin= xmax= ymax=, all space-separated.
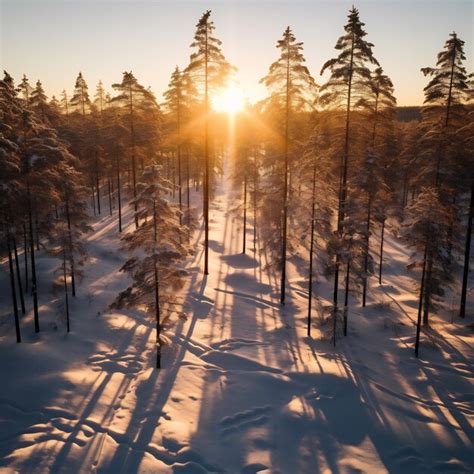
xmin=212 ymin=85 xmax=245 ymax=114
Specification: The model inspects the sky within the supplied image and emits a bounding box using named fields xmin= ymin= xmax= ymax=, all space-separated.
xmin=1 ymin=0 xmax=472 ymax=106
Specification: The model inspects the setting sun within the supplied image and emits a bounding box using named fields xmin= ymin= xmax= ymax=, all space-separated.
xmin=212 ymin=85 xmax=245 ymax=114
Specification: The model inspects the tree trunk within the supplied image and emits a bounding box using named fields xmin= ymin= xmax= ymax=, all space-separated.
xmin=253 ymin=151 xmax=258 ymax=253
xmin=108 ymin=177 xmax=113 ymax=216
xmin=242 ymin=174 xmax=247 ymax=254
xmin=362 ymin=192 xmax=373 ymax=306
xmin=334 ymin=31 xmax=355 ymax=312
xmin=13 ymin=236 xmax=26 ymax=314
xmin=63 ymin=249 xmax=70 ymax=333
xmin=415 ymin=244 xmax=428 ymax=357
xmin=378 ymin=217 xmax=386 ymax=284
xmin=7 ymin=233 xmax=21 ymax=343
xmin=27 ymin=182 xmax=39 ymax=332
xmin=343 ymin=259 xmax=350 ymax=336
xmin=307 ymin=156 xmax=317 ymax=337
xmin=280 ymin=33 xmax=291 ymax=305
xmin=423 ymin=249 xmax=433 ymax=326
xmin=95 ymin=151 xmax=101 ymax=215
xmin=203 ymin=23 xmax=210 ymax=275
xmin=116 ymin=152 xmax=122 ymax=233
xmin=23 ymin=223 xmax=28 ymax=293
xmin=65 ymin=198 xmax=76 ymax=297
xmin=460 ymin=180 xmax=473 ymax=318
xmin=129 ymin=86 xmax=138 ymax=229
xmin=153 ymin=199 xmax=161 ymax=369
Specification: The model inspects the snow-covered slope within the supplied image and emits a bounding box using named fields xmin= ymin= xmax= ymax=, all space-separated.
xmin=0 ymin=165 xmax=473 ymax=473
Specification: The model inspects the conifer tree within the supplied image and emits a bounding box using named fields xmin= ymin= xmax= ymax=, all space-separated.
xmin=415 ymin=33 xmax=470 ymax=324
xmin=185 ymin=10 xmax=233 ymax=275
xmin=114 ymin=165 xmax=189 ymax=368
xmin=112 ymin=71 xmax=159 ymax=228
xmin=260 ymin=27 xmax=316 ymax=303
xmin=70 ymin=72 xmax=91 ymax=117
xmin=320 ymin=6 xmax=379 ymax=314
xmin=30 ymin=80 xmax=48 ymax=120
xmin=17 ymin=74 xmax=33 ymax=104
xmin=163 ymin=67 xmax=187 ymax=224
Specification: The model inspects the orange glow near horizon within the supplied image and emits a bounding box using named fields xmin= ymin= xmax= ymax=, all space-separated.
xmin=212 ymin=85 xmax=246 ymax=115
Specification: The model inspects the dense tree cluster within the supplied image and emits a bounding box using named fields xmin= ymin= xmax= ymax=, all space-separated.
xmin=1 ymin=8 xmax=471 ymax=363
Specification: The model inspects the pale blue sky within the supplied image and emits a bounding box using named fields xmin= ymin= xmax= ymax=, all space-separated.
xmin=1 ymin=0 xmax=472 ymax=105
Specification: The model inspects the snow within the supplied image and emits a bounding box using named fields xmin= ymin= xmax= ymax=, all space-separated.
xmin=0 ymin=159 xmax=473 ymax=473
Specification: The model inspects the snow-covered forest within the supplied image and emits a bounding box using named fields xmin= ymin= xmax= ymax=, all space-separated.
xmin=0 ymin=6 xmax=473 ymax=473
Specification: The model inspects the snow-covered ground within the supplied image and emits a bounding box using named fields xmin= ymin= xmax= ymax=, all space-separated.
xmin=0 ymin=163 xmax=473 ymax=473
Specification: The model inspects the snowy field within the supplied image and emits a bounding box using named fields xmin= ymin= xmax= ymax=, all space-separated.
xmin=0 ymin=167 xmax=473 ymax=474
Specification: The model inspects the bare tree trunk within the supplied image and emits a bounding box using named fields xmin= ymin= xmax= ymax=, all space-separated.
xmin=7 ymin=233 xmax=21 ymax=343
xmin=23 ymin=223 xmax=28 ymax=293
xmin=460 ymin=180 xmax=473 ymax=318
xmin=343 ymin=259 xmax=350 ymax=336
xmin=13 ymin=236 xmax=26 ymax=314
xmin=116 ymin=152 xmax=122 ymax=233
xmin=307 ymin=156 xmax=317 ymax=337
xmin=63 ymin=249 xmax=70 ymax=333
xmin=95 ymin=151 xmax=101 ymax=215
xmin=362 ymin=192 xmax=373 ymax=306
xmin=378 ymin=217 xmax=386 ymax=284
xmin=242 ymin=174 xmax=247 ymax=254
xmin=108 ymin=177 xmax=113 ymax=216
xmin=415 ymin=244 xmax=428 ymax=357
xmin=27 ymin=182 xmax=39 ymax=332
xmin=280 ymin=33 xmax=291 ymax=305
xmin=253 ymin=151 xmax=258 ymax=253
xmin=65 ymin=198 xmax=76 ymax=297
xmin=203 ymin=24 xmax=210 ymax=275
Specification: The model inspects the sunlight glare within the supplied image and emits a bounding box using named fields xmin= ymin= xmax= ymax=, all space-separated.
xmin=212 ymin=85 xmax=245 ymax=114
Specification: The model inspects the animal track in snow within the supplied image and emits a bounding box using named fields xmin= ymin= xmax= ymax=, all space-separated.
xmin=219 ymin=406 xmax=272 ymax=436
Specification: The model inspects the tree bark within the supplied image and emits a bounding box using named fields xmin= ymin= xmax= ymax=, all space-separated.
xmin=63 ymin=249 xmax=70 ymax=333
xmin=415 ymin=244 xmax=428 ymax=357
xmin=13 ymin=236 xmax=26 ymax=314
xmin=378 ymin=217 xmax=386 ymax=284
xmin=460 ymin=180 xmax=473 ymax=318
xmin=7 ymin=233 xmax=21 ymax=343
xmin=27 ymin=181 xmax=39 ymax=332
xmin=242 ymin=174 xmax=247 ymax=254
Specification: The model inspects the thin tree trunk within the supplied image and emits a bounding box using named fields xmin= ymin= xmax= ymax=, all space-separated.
xmin=153 ymin=199 xmax=161 ymax=369
xmin=307 ymin=156 xmax=317 ymax=337
xmin=203 ymin=23 xmax=210 ymax=275
xmin=362 ymin=192 xmax=373 ymax=306
xmin=334 ymin=31 xmax=355 ymax=312
xmin=23 ymin=223 xmax=28 ymax=292
xmin=378 ymin=217 xmax=386 ymax=284
xmin=116 ymin=152 xmax=122 ymax=233
xmin=63 ymin=249 xmax=70 ymax=333
xmin=96 ymin=151 xmax=101 ymax=215
xmin=65 ymin=198 xmax=76 ymax=297
xmin=415 ymin=244 xmax=428 ymax=357
xmin=27 ymin=182 xmax=39 ymax=332
xmin=242 ymin=174 xmax=247 ymax=254
xmin=13 ymin=236 xmax=26 ymax=314
xmin=460 ymin=180 xmax=473 ymax=318
xmin=129 ymin=86 xmax=138 ymax=229
xmin=108 ymin=177 xmax=113 ymax=216
xmin=253 ymin=151 xmax=258 ymax=253
xmin=423 ymin=250 xmax=433 ymax=326
xmin=7 ymin=233 xmax=21 ymax=343
xmin=280 ymin=32 xmax=291 ymax=305
xmin=343 ymin=259 xmax=350 ymax=336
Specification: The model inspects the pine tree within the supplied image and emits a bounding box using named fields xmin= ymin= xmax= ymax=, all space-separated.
xmin=320 ymin=6 xmax=379 ymax=314
xmin=415 ymin=33 xmax=470 ymax=324
xmin=361 ymin=67 xmax=397 ymax=303
xmin=70 ymin=72 xmax=91 ymax=117
xmin=112 ymin=71 xmax=159 ymax=228
xmin=17 ymin=74 xmax=33 ymax=104
xmin=185 ymin=10 xmax=233 ymax=275
xmin=260 ymin=26 xmax=317 ymax=303
xmin=114 ymin=165 xmax=189 ymax=368
xmin=402 ymin=188 xmax=454 ymax=355
xmin=163 ymin=67 xmax=187 ymax=224
xmin=30 ymin=80 xmax=49 ymax=120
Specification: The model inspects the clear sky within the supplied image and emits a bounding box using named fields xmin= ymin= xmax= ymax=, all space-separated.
xmin=1 ymin=0 xmax=472 ymax=106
